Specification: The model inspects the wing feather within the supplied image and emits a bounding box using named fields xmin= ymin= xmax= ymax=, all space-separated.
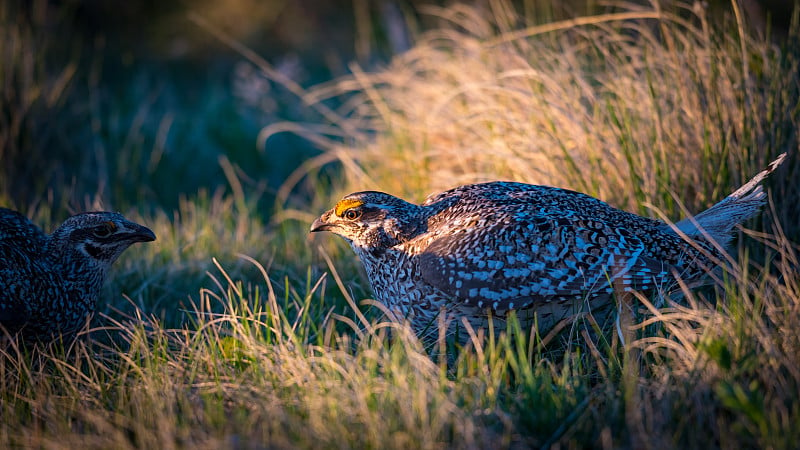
xmin=0 ymin=210 xmax=52 ymax=335
xmin=417 ymin=209 xmax=674 ymax=312
xmin=0 ymin=208 xmax=47 ymax=250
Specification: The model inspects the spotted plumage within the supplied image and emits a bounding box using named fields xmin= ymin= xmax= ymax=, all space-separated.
xmin=0 ymin=209 xmax=156 ymax=342
xmin=311 ymin=154 xmax=787 ymax=339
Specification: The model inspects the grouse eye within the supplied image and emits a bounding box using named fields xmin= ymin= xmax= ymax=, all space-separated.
xmin=92 ymin=221 xmax=116 ymax=238
xmin=343 ymin=209 xmax=361 ymax=221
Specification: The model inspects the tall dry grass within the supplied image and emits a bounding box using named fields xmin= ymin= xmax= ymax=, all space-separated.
xmin=276 ymin=1 xmax=797 ymax=232
xmin=2 ymin=228 xmax=797 ymax=448
xmin=1 ymin=260 xmax=515 ymax=449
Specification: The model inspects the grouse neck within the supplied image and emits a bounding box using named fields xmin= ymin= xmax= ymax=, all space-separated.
xmin=46 ymin=241 xmax=107 ymax=307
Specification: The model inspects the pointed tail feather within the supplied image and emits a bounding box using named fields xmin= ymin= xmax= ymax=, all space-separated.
xmin=671 ymin=153 xmax=787 ymax=249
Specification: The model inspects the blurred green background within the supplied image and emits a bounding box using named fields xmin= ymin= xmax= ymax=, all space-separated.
xmin=2 ymin=0 xmax=795 ymax=218
xmin=2 ymin=0 xmax=427 ymax=215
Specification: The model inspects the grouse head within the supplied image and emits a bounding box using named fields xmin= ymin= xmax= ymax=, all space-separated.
xmin=48 ymin=212 xmax=156 ymax=267
xmin=311 ymin=191 xmax=425 ymax=253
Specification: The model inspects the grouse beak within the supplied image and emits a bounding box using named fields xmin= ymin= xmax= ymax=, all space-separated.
xmin=310 ymin=211 xmax=334 ymax=233
xmin=125 ymin=222 xmax=157 ymax=243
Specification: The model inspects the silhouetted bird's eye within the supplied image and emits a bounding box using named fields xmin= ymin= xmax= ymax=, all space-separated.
xmin=93 ymin=222 xmax=116 ymax=238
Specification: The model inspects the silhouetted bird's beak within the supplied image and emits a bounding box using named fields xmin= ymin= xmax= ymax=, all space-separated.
xmin=125 ymin=223 xmax=157 ymax=243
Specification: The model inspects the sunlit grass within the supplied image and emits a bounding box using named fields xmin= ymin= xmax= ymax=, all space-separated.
xmin=1 ymin=261 xmax=511 ymax=448
xmin=2 ymin=0 xmax=799 ymax=448
xmin=276 ymin=2 xmax=797 ymax=230
xmin=3 ymin=229 xmax=798 ymax=448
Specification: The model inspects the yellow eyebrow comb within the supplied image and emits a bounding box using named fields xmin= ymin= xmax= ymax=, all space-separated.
xmin=334 ymin=198 xmax=364 ymax=217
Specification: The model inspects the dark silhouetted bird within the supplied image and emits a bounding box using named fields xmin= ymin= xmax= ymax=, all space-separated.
xmin=311 ymin=154 xmax=786 ymax=340
xmin=0 ymin=209 xmax=156 ymax=342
